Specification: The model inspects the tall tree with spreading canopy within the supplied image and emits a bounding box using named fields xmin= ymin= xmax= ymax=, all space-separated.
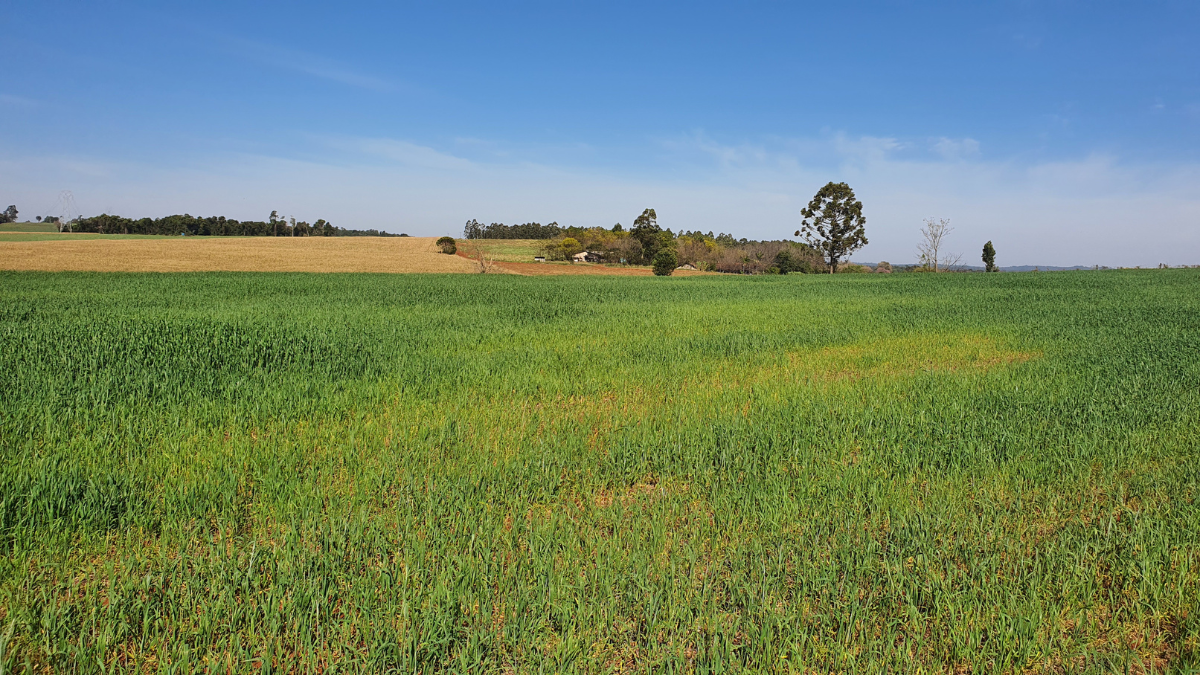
xmin=630 ymin=208 xmax=661 ymax=264
xmin=795 ymin=183 xmax=867 ymax=273
xmin=982 ymin=240 xmax=997 ymax=272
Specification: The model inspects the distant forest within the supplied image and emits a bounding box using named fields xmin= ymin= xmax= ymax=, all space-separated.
xmin=463 ymin=220 xmax=564 ymax=239
xmin=463 ymin=219 xmax=753 ymax=246
xmin=67 ymin=213 xmax=405 ymax=237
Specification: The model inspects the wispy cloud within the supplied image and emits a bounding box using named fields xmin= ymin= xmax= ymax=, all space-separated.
xmin=657 ymin=131 xmax=771 ymax=169
xmin=222 ymin=37 xmax=395 ymax=92
xmin=320 ymin=136 xmax=475 ymax=170
xmin=0 ymin=155 xmax=117 ymax=179
xmin=0 ymin=94 xmax=38 ymax=108
xmin=831 ymin=133 xmax=905 ymax=162
xmin=662 ymin=131 xmax=959 ymax=172
xmin=1011 ymin=32 xmax=1043 ymax=50
xmin=932 ymin=137 xmax=981 ymax=160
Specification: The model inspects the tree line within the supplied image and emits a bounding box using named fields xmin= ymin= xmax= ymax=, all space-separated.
xmin=462 ymin=220 xmax=564 ymax=239
xmin=66 ymin=212 xmax=407 ymax=237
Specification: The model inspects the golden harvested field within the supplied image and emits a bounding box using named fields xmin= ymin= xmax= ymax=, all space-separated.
xmin=0 ymin=236 xmax=480 ymax=273
xmin=0 ymin=234 xmax=712 ymax=276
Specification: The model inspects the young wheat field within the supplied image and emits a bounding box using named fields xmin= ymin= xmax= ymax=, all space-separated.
xmin=1 ymin=270 xmax=1197 ymax=672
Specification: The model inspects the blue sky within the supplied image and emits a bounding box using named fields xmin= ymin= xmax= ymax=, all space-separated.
xmin=3 ymin=1 xmax=1198 ymax=265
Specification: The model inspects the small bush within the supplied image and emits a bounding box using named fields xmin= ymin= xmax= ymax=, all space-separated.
xmin=774 ymin=247 xmax=822 ymax=274
xmin=838 ymin=264 xmax=870 ymax=274
xmin=561 ymin=238 xmax=583 ymax=260
xmin=436 ymin=236 xmax=457 ymax=255
xmin=652 ymin=249 xmax=678 ymax=276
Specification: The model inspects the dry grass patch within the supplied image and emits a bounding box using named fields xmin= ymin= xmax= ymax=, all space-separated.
xmin=795 ymin=333 xmax=1039 ymax=380
xmin=0 ymin=236 xmax=480 ymax=273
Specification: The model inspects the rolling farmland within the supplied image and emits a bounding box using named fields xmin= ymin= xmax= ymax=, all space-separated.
xmin=0 ymin=235 xmax=714 ymax=276
xmin=1 ymin=270 xmax=1198 ymax=672
xmin=0 ymin=236 xmax=479 ymax=274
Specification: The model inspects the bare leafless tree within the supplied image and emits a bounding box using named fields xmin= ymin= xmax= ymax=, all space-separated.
xmin=917 ymin=217 xmax=962 ymax=272
xmin=474 ymin=249 xmax=496 ymax=274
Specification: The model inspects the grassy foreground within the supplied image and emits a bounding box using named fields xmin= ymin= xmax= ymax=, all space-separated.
xmin=1 ymin=270 xmax=1198 ymax=673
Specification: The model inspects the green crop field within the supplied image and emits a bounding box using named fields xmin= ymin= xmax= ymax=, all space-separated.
xmin=0 ymin=222 xmax=61 ymax=233
xmin=1 ymin=270 xmax=1198 ymax=673
xmin=0 ymin=232 xmax=168 ymax=242
xmin=460 ymin=239 xmax=549 ymax=262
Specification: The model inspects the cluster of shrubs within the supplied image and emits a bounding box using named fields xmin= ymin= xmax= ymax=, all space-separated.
xmin=531 ymin=226 xmax=828 ymax=275
xmin=67 ymin=213 xmax=406 ymax=237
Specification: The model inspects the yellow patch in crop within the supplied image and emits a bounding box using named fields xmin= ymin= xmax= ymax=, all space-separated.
xmin=591 ymin=476 xmax=691 ymax=510
xmin=446 ymin=334 xmax=1037 ymax=462
xmin=792 ymin=333 xmax=1037 ymax=380
xmin=709 ymin=333 xmax=1038 ymax=391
